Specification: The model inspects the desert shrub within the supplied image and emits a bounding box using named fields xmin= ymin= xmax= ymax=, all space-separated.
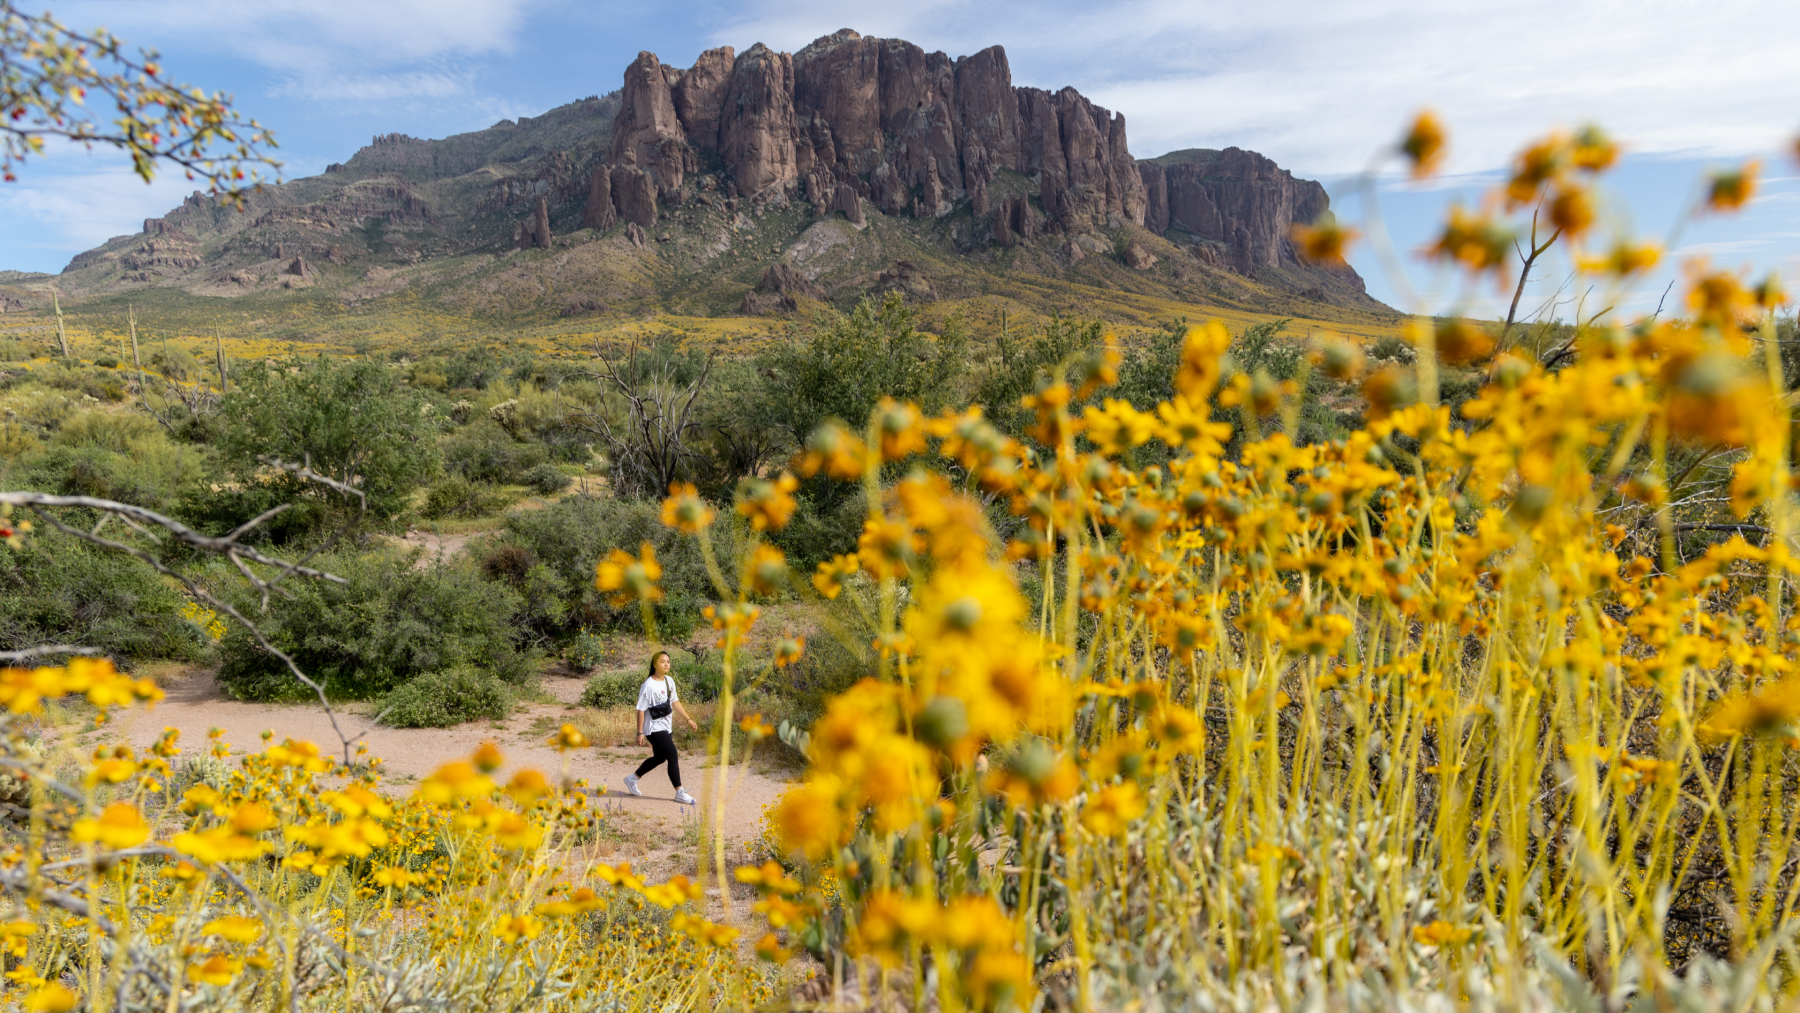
xmin=476 ymin=542 xmax=569 ymax=636
xmin=441 ymin=419 xmax=549 ymax=484
xmin=761 ymin=293 xmax=969 ymax=445
xmin=578 ymin=668 xmax=640 ymax=709
xmin=380 ymin=666 xmax=513 ymax=727
xmin=566 ymin=629 xmax=607 ymax=672
xmin=494 ymin=495 xmax=735 ymax=640
xmin=53 ymin=409 xmax=158 ymax=453
xmin=216 ymin=357 xmax=443 ymax=529
xmin=769 ymin=486 xmax=867 ymax=571
xmin=149 ymin=346 xmax=201 ymax=381
xmin=0 ymin=529 xmax=205 ymax=662
xmin=521 ymin=462 xmax=571 ymax=495
xmin=93 ymin=356 xmax=119 ymax=369
xmin=215 ymin=549 xmax=530 ymax=701
xmin=1 ymin=386 xmax=75 ymax=430
xmin=973 ymin=314 xmax=1104 ymax=436
xmin=21 ymin=420 xmax=212 ymax=512
xmin=421 ymin=476 xmax=516 ymax=519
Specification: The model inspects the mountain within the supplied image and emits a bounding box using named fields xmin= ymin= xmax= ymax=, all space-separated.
xmin=40 ymin=30 xmax=1394 ymax=336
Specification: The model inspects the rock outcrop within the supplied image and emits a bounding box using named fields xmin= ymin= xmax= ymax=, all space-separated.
xmin=831 ymin=186 xmax=866 ymax=228
xmin=610 ymin=29 xmax=1146 ymax=231
xmin=739 ymin=261 xmax=825 ymax=315
xmin=1124 ymin=239 xmax=1156 ymax=270
xmin=672 ymin=47 xmax=735 ymax=151
xmin=583 ymin=166 xmax=616 ymax=230
xmin=610 ymin=166 xmax=658 ymax=228
xmin=610 ymin=52 xmax=688 ymax=193
xmin=719 ymin=44 xmax=800 ymax=196
xmin=532 ymin=198 xmax=552 ymax=249
xmin=1139 ymin=148 xmax=1331 ymax=276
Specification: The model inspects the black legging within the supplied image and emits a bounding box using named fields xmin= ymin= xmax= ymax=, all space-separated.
xmin=635 ymin=730 xmax=681 ymax=788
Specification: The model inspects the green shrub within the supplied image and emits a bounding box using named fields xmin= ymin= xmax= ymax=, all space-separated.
xmin=579 ymin=669 xmax=640 ymax=709
xmin=495 ymin=496 xmax=736 ymax=640
xmin=674 ymin=658 xmax=722 ymax=702
xmin=381 ymin=666 xmax=513 ymax=727
xmin=217 ymin=357 xmax=443 ymax=530
xmin=521 ymin=463 xmax=571 ymax=496
xmin=442 ymin=420 xmax=548 ymax=484
xmin=94 ymin=356 xmax=119 ymax=369
xmin=566 ymin=629 xmax=606 ymax=672
xmin=150 ymin=347 xmax=201 ymax=382
xmin=0 ymin=529 xmax=206 ymax=662
xmin=216 ymin=549 xmax=531 ymax=702
xmin=421 ymin=476 xmax=516 ymax=519
xmin=54 ymin=410 xmax=158 ymax=453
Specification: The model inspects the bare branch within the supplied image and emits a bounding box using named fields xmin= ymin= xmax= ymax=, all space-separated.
xmin=0 ymin=644 xmax=104 ymax=662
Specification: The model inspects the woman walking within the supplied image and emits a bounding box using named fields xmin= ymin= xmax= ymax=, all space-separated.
xmin=623 ymin=651 xmax=700 ymax=804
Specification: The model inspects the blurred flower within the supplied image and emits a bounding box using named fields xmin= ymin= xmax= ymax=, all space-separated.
xmin=201 ymin=916 xmax=262 ymax=944
xmin=812 ymin=553 xmax=860 ymax=600
xmin=1548 ymin=182 xmax=1596 ymax=237
xmin=187 ymin=955 xmax=240 ymax=986
xmin=773 ymin=635 xmax=805 ymax=668
xmin=1428 ymin=206 xmax=1515 ymax=275
xmin=660 ymin=482 xmax=714 ymax=533
xmin=1413 ymin=920 xmax=1474 ymax=947
xmin=1292 ymin=213 xmax=1358 ymax=266
xmin=745 ymin=544 xmax=789 ymax=595
xmin=737 ymin=471 xmax=799 ymax=531
xmin=1570 ymin=124 xmax=1619 ymax=172
xmin=1428 ymin=318 xmax=1497 ymax=367
xmin=71 ymin=802 xmax=149 ymax=849
xmin=595 ymin=542 xmax=663 ymax=606
xmin=1400 ymin=111 xmax=1447 ymax=178
xmin=548 ymin=724 xmax=588 ymax=752
xmin=1176 ymin=322 xmax=1232 ymax=401
xmin=1506 ymin=135 xmax=1565 ymax=206
xmin=1578 ymin=240 xmax=1660 ymax=277
xmin=472 ymin=741 xmax=504 ymax=773
xmin=1310 ymin=336 xmax=1365 ymax=381
xmin=1705 ymin=161 xmax=1758 ymax=212
xmin=797 ymin=421 xmax=868 ymax=480
xmin=873 ymin=398 xmax=925 ymax=461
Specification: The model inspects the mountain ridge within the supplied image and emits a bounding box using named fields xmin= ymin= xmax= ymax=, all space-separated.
xmin=27 ymin=30 xmax=1395 ymax=338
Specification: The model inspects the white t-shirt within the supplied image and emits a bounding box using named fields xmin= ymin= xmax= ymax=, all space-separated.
xmin=636 ymin=675 xmax=679 ymax=735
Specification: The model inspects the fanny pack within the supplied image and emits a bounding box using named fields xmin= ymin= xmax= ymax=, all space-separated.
xmin=646 ymin=680 xmax=674 ymax=720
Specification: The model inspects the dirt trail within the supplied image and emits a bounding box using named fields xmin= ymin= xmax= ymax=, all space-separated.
xmin=107 ymin=670 xmax=794 ymax=852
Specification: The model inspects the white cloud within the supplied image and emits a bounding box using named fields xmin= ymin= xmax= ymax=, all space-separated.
xmin=0 ymin=148 xmax=202 ymax=268
xmin=57 ymin=0 xmax=538 ymax=101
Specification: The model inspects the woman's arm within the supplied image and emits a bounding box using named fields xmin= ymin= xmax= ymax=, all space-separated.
xmin=637 ymin=706 xmax=646 ymax=744
xmin=673 ymin=700 xmax=699 ymax=732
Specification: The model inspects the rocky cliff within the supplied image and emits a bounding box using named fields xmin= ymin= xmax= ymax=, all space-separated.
xmin=1140 ymin=148 xmax=1342 ymax=280
xmin=42 ymin=30 xmax=1386 ymax=326
xmin=605 ymin=29 xmax=1145 ymax=234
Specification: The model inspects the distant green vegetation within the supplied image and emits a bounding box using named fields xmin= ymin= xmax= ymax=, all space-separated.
xmin=0 ymin=295 xmax=1435 ymax=726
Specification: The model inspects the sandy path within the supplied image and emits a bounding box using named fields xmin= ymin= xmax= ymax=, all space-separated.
xmin=107 ymin=669 xmax=795 ymax=850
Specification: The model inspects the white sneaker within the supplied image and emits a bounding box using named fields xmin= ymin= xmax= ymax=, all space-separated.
xmin=674 ymin=787 xmax=696 ymax=805
xmin=624 ymin=774 xmax=642 ymax=797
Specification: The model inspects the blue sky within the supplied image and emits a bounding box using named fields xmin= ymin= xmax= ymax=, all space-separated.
xmin=3 ymin=0 xmax=1796 ymax=322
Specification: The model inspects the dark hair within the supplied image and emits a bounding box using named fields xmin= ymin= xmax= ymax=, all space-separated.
xmin=646 ymin=651 xmax=670 ymax=679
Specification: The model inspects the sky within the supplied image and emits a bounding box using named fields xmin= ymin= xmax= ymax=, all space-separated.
xmin=3 ymin=0 xmax=1796 ymax=321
